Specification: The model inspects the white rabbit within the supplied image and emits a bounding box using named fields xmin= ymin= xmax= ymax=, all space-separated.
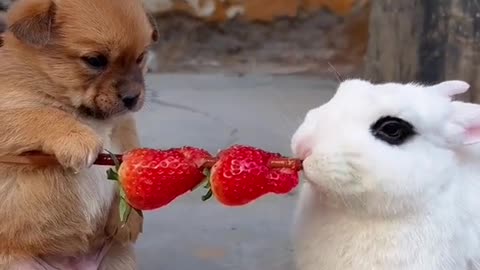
xmin=290 ymin=79 xmax=480 ymax=270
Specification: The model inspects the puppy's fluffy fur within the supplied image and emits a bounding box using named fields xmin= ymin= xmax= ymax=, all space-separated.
xmin=0 ymin=0 xmax=157 ymax=268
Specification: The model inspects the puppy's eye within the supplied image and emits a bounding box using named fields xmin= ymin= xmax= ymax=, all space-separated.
xmin=82 ymin=54 xmax=108 ymax=70
xmin=136 ymin=52 xmax=146 ymax=64
xmin=370 ymin=116 xmax=416 ymax=145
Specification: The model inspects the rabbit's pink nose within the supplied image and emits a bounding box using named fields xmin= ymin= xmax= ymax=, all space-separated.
xmin=294 ymin=137 xmax=313 ymax=159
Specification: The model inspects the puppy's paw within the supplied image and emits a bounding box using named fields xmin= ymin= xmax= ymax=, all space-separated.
xmin=46 ymin=127 xmax=103 ymax=171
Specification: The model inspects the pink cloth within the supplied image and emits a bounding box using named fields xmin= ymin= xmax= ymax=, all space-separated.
xmin=10 ymin=242 xmax=111 ymax=270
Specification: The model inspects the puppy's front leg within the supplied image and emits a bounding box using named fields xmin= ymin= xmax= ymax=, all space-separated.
xmin=0 ymin=108 xmax=103 ymax=170
xmin=106 ymin=114 xmax=144 ymax=243
xmin=110 ymin=114 xmax=140 ymax=152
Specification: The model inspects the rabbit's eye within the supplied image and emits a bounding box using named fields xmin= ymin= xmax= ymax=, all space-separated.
xmin=371 ymin=116 xmax=416 ymax=145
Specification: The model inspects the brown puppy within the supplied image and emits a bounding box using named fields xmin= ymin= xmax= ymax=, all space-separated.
xmin=0 ymin=0 xmax=157 ymax=269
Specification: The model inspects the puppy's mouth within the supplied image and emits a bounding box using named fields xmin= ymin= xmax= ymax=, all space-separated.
xmin=78 ymin=99 xmax=145 ymax=119
xmin=78 ymin=88 xmax=145 ymax=120
xmin=79 ymin=105 xmax=108 ymax=120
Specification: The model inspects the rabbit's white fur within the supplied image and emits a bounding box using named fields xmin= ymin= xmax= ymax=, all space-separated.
xmin=291 ymin=79 xmax=480 ymax=270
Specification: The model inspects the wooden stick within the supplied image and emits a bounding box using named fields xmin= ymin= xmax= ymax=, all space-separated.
xmin=0 ymin=152 xmax=302 ymax=170
xmin=0 ymin=154 xmax=58 ymax=166
xmin=0 ymin=153 xmax=123 ymax=166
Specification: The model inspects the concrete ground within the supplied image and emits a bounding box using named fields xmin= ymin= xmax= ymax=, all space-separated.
xmin=134 ymin=73 xmax=338 ymax=270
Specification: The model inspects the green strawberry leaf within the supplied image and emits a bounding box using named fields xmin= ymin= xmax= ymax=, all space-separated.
xmin=203 ymin=169 xmax=211 ymax=189
xmin=201 ymin=189 xmax=213 ymax=201
xmin=203 ymin=180 xmax=211 ymax=189
xmin=106 ymin=168 xmax=119 ymax=181
xmin=200 ymin=168 xmax=213 ymax=201
xmin=119 ymin=197 xmax=132 ymax=224
xmin=190 ymin=168 xmax=212 ymax=191
xmin=119 ymin=186 xmax=127 ymax=200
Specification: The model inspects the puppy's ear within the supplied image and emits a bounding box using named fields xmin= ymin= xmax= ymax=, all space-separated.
xmin=146 ymin=13 xmax=159 ymax=43
xmin=7 ymin=0 xmax=56 ymax=47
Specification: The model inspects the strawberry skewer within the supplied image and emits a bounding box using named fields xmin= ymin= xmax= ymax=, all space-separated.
xmin=96 ymin=154 xmax=303 ymax=170
xmin=0 ymin=146 xmax=304 ymax=221
xmin=103 ymin=146 xmax=303 ymax=220
xmin=0 ymin=152 xmax=302 ymax=170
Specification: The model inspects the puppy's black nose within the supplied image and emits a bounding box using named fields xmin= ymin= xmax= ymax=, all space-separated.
xmin=122 ymin=94 xmax=139 ymax=109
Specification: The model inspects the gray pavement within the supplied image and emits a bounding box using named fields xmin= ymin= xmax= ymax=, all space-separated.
xmin=134 ymin=73 xmax=338 ymax=270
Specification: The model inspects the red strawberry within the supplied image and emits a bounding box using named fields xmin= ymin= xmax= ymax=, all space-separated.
xmin=107 ymin=147 xmax=212 ymax=222
xmin=202 ymin=145 xmax=301 ymax=206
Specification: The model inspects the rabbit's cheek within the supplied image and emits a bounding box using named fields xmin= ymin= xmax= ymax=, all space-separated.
xmin=302 ymin=154 xmax=356 ymax=190
xmin=302 ymin=156 xmax=322 ymax=184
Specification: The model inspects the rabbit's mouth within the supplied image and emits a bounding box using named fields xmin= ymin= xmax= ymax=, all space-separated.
xmin=302 ymin=152 xmax=364 ymax=194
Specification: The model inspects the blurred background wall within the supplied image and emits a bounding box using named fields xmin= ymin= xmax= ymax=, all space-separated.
xmin=143 ymin=0 xmax=370 ymax=77
xmin=0 ymin=0 xmax=370 ymax=77
xmin=3 ymin=0 xmax=480 ymax=101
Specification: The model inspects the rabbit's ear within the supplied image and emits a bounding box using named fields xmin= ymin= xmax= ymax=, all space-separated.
xmin=451 ymin=101 xmax=480 ymax=145
xmin=428 ymin=80 xmax=470 ymax=97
